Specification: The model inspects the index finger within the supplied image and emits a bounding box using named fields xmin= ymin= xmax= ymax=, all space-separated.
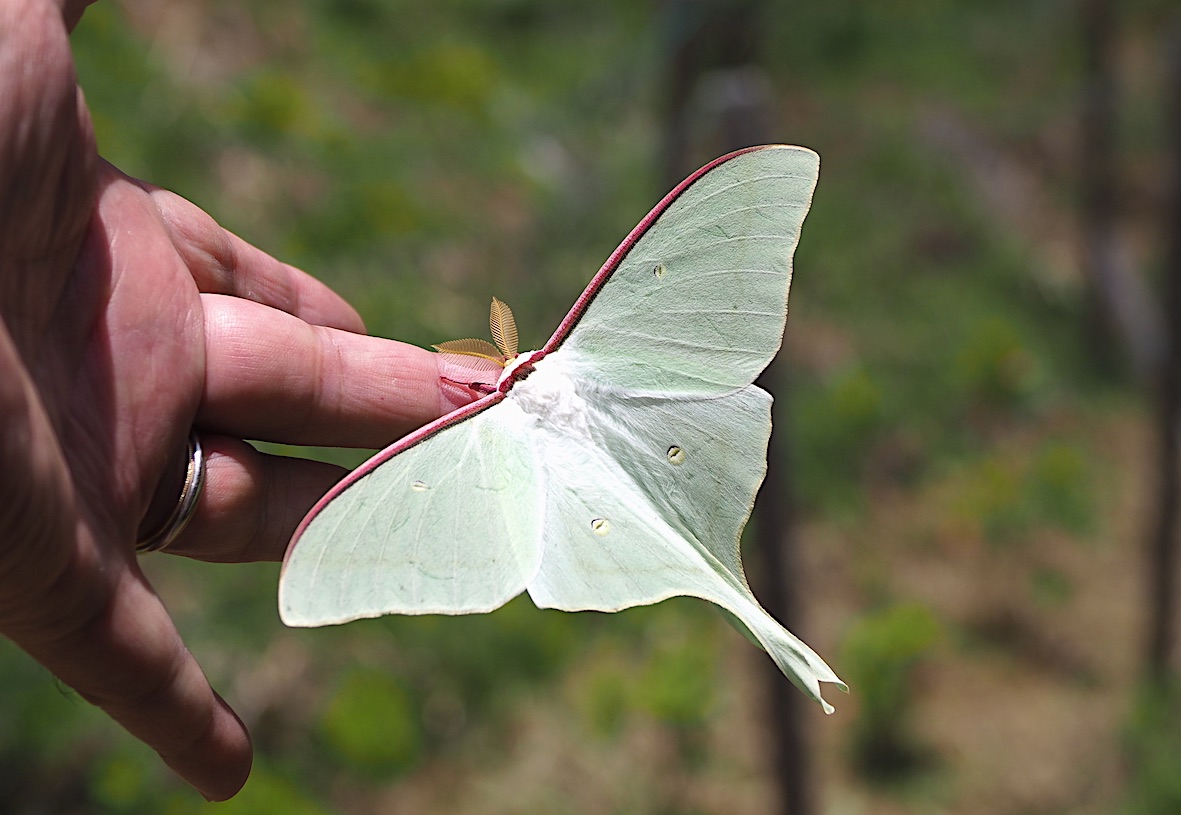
xmin=198 ymin=293 xmax=467 ymax=448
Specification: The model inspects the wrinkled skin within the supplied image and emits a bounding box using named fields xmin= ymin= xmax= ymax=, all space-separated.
xmin=0 ymin=0 xmax=462 ymax=800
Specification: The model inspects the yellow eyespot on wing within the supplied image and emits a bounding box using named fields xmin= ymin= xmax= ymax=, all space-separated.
xmin=432 ymin=338 xmax=507 ymax=365
xmin=490 ymin=297 xmax=519 ymax=360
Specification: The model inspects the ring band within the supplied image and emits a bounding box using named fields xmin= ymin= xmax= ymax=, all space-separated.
xmin=136 ymin=432 xmax=206 ymax=554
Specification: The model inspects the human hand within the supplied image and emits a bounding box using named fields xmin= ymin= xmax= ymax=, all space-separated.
xmin=0 ymin=0 xmax=460 ymax=800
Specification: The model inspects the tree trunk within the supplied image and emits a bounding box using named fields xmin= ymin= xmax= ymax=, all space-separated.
xmin=1079 ymin=0 xmax=1164 ymax=379
xmin=1145 ymin=27 xmax=1181 ymax=683
xmin=753 ymin=360 xmax=812 ymax=815
xmin=659 ymin=2 xmax=813 ymax=812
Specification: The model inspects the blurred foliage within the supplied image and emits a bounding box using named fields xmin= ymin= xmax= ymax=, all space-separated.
xmin=6 ymin=0 xmax=1181 ymax=812
xmin=1122 ymin=682 xmax=1181 ymax=815
xmin=948 ymin=439 xmax=1095 ymax=546
xmin=841 ymin=604 xmax=941 ymax=782
xmin=795 ymin=364 xmax=884 ymax=512
xmin=953 ymin=317 xmax=1042 ymax=409
xmin=320 ymin=669 xmax=422 ymax=776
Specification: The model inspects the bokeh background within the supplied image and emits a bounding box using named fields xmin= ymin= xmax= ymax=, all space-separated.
xmin=5 ymin=0 xmax=1181 ymax=812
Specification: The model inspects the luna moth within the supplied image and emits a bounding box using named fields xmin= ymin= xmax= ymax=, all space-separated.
xmin=280 ymin=144 xmax=846 ymax=713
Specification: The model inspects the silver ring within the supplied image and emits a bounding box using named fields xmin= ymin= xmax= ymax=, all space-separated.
xmin=136 ymin=432 xmax=206 ymax=554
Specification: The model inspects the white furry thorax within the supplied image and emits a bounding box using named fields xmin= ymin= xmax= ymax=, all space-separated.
xmin=506 ymin=351 xmax=593 ymax=442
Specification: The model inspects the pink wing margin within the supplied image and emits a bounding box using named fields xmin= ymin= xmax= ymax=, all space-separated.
xmin=282 ymin=144 xmax=781 ymax=565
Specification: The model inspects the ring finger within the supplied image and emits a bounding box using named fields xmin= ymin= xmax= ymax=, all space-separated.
xmin=159 ymin=434 xmax=346 ymax=563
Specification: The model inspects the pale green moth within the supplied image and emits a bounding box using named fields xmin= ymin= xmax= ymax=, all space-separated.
xmin=280 ymin=145 xmax=846 ymax=713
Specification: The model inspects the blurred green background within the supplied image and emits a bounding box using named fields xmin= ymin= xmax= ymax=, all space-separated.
xmin=5 ymin=0 xmax=1181 ymax=812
